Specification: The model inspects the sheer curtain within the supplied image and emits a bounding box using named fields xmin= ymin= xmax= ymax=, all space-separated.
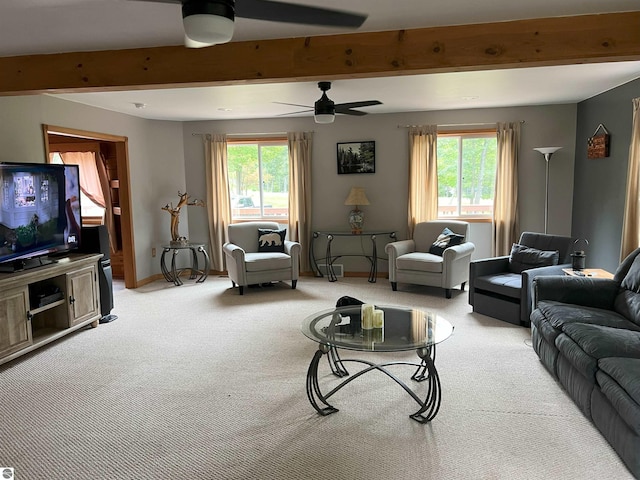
xmin=57 ymin=151 xmax=116 ymax=253
xmin=493 ymin=122 xmax=521 ymax=256
xmin=407 ymin=125 xmax=438 ymax=237
xmin=287 ymin=131 xmax=313 ymax=273
xmin=621 ymin=98 xmax=640 ymax=260
xmin=205 ymin=134 xmax=232 ymax=271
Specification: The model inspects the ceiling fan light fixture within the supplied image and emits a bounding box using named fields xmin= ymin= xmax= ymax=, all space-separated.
xmin=181 ymin=1 xmax=235 ymax=46
xmin=183 ymin=13 xmax=234 ymax=45
xmin=314 ymin=88 xmax=335 ymax=123
xmin=314 ymin=113 xmax=335 ymax=124
xmin=183 ymin=34 xmax=214 ymax=49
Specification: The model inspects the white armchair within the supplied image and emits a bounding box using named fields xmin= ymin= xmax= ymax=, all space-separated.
xmin=223 ymin=222 xmax=301 ymax=295
xmin=385 ymin=220 xmax=475 ymax=298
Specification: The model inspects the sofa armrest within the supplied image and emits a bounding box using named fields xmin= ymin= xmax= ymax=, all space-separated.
xmin=533 ymin=275 xmax=619 ymax=310
xmin=520 ymin=264 xmax=572 ymax=324
xmin=385 ymin=239 xmax=415 ymax=283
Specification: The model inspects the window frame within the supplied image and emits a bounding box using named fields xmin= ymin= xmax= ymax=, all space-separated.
xmin=436 ymin=129 xmax=497 ymax=222
xmin=227 ymin=137 xmax=289 ymax=223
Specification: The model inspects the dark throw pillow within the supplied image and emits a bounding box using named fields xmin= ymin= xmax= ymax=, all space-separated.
xmin=257 ymin=228 xmax=286 ymax=253
xmin=508 ymin=243 xmax=560 ymax=273
xmin=428 ymin=227 xmax=465 ymax=256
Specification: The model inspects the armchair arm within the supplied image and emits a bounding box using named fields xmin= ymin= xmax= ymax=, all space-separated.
xmin=284 ymin=240 xmax=301 ymax=280
xmin=223 ymin=242 xmax=247 ymax=285
xmin=470 ymin=256 xmax=510 ymax=278
xmin=442 ymin=241 xmax=475 ymax=290
xmin=385 ymin=239 xmax=416 ymax=283
xmin=468 ymin=256 xmax=509 ymax=305
xmin=533 ymin=275 xmax=619 ymax=310
xmin=442 ymin=242 xmax=475 ymax=262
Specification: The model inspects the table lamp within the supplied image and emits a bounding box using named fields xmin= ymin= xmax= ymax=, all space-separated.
xmin=344 ymin=187 xmax=370 ymax=234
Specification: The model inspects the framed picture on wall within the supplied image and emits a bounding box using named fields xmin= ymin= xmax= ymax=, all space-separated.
xmin=337 ymin=141 xmax=375 ymax=174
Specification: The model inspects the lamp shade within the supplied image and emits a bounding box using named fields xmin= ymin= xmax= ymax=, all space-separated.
xmin=344 ymin=187 xmax=370 ymax=206
xmin=533 ymin=147 xmax=562 ymax=156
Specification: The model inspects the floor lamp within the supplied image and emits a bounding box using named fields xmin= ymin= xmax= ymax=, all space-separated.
xmin=533 ymin=147 xmax=562 ymax=234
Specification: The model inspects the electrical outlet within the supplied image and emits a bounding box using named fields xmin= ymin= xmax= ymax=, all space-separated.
xmin=151 ymin=247 xmax=156 ymax=257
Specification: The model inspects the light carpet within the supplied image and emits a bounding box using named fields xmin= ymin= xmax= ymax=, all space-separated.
xmin=0 ymin=275 xmax=634 ymax=480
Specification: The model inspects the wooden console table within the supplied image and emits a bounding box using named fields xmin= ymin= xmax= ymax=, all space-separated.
xmin=310 ymin=231 xmax=396 ymax=283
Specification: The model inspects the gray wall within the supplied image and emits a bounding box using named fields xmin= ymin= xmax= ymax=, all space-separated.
xmin=573 ymin=77 xmax=640 ymax=273
xmin=0 ymin=93 xmax=579 ymax=281
xmin=0 ymin=95 xmax=185 ymax=281
xmin=184 ymin=104 xmax=577 ymax=272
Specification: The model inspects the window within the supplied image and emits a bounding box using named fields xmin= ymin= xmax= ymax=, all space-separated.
xmin=437 ymin=131 xmax=497 ymax=218
xmin=227 ymin=139 xmax=289 ymax=221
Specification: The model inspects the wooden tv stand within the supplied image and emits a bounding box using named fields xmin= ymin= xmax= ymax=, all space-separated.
xmin=0 ymin=253 xmax=103 ymax=366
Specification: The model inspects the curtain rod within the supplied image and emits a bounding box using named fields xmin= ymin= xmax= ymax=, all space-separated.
xmin=191 ymin=131 xmax=313 ymax=137
xmin=397 ymin=120 xmax=525 ymax=128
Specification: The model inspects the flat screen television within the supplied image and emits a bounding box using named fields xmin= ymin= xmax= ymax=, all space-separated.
xmin=0 ymin=162 xmax=82 ymax=271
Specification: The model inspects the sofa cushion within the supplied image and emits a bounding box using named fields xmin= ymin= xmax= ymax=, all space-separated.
xmin=244 ymin=252 xmax=291 ymax=272
xmin=536 ymin=301 xmax=639 ymax=332
xmin=396 ymin=252 xmax=443 ymax=273
xmin=614 ymin=253 xmax=640 ymax=327
xmin=472 ymin=272 xmax=521 ymax=299
xmin=508 ymin=243 xmax=559 ymax=274
xmin=597 ymin=359 xmax=640 ymax=435
xmin=562 ymin=323 xmax=640 ymax=360
xmin=257 ymin=228 xmax=286 ymax=253
xmin=428 ymin=227 xmax=464 ymax=256
xmin=599 ymin=357 xmax=640 ymax=407
xmin=555 ymin=333 xmax=599 ymax=380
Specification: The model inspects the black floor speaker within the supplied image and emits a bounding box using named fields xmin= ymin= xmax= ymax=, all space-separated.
xmin=81 ymin=225 xmax=116 ymax=321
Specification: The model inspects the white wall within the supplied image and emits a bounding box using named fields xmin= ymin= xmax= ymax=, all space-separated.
xmin=183 ymin=103 xmax=577 ymax=271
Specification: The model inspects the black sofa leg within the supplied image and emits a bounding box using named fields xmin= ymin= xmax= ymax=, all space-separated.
xmin=239 ymin=285 xmax=244 ymax=295
xmin=292 ymin=280 xmax=297 ymax=289
xmin=445 ymin=288 xmax=452 ymax=299
xmin=461 ymin=282 xmax=466 ymax=291
xmin=391 ymin=282 xmax=397 ymax=291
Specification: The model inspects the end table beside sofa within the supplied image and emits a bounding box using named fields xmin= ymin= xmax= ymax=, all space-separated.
xmin=530 ymin=247 xmax=640 ymax=478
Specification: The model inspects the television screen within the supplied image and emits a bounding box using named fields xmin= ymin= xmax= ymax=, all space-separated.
xmin=0 ymin=162 xmax=81 ymax=269
xmin=62 ymin=164 xmax=82 ymax=249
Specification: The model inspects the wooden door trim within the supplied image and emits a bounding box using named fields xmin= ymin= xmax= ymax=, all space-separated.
xmin=42 ymin=124 xmax=137 ymax=288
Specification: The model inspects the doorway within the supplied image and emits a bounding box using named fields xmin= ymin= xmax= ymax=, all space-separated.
xmin=43 ymin=125 xmax=137 ymax=288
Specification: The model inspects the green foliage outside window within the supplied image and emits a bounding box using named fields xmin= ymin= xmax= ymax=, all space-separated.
xmin=437 ymin=134 xmax=497 ymax=216
xmin=227 ymin=142 xmax=289 ymax=218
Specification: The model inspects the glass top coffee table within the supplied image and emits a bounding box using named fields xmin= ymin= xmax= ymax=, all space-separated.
xmin=301 ymin=305 xmax=454 ymax=423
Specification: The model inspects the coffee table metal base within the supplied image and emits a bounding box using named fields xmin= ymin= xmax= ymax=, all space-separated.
xmin=306 ymin=344 xmax=442 ymax=423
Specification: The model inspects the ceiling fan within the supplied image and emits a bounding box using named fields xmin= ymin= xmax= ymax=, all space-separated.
xmin=276 ymin=81 xmax=383 ymax=123
xmin=133 ymin=0 xmax=368 ymax=48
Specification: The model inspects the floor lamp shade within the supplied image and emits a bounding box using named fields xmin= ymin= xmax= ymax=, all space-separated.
xmin=533 ymin=147 xmax=562 ymax=234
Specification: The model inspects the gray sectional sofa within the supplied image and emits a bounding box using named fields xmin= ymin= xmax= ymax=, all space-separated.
xmin=530 ymin=247 xmax=640 ymax=478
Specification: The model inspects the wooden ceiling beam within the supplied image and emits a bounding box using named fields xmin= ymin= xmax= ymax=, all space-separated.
xmin=1 ymin=11 xmax=639 ymax=95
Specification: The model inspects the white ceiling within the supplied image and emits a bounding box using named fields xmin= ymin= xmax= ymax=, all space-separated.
xmin=3 ymin=0 xmax=640 ymax=121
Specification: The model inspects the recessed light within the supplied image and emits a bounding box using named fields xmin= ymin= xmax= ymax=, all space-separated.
xmin=133 ymin=102 xmax=147 ymax=109
xmin=461 ymin=96 xmax=479 ymax=101
xmin=218 ymin=108 xmax=233 ymax=112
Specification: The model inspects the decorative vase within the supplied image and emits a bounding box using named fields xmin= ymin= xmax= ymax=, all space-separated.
xmin=348 ymin=208 xmax=364 ymax=234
